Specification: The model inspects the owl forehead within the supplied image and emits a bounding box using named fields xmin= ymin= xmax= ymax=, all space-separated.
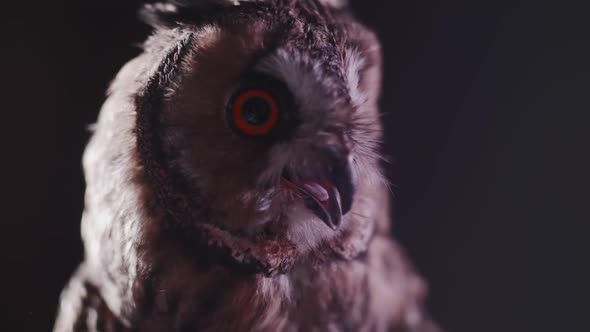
xmin=238 ymin=2 xmax=366 ymax=113
xmin=178 ymin=2 xmax=366 ymax=109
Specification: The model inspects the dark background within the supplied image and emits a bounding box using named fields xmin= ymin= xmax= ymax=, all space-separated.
xmin=1 ymin=0 xmax=588 ymax=331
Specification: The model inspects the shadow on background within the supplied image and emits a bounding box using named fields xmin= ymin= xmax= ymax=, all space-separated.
xmin=0 ymin=1 xmax=588 ymax=331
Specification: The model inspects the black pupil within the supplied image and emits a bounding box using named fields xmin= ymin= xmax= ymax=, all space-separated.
xmin=241 ymin=96 xmax=272 ymax=126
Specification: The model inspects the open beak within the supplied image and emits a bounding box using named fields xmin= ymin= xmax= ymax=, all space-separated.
xmin=282 ymin=153 xmax=356 ymax=230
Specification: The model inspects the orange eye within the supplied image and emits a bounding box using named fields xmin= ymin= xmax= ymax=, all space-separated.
xmin=229 ymin=89 xmax=280 ymax=137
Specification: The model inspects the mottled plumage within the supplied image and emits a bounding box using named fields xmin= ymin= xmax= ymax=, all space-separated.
xmin=54 ymin=1 xmax=441 ymax=331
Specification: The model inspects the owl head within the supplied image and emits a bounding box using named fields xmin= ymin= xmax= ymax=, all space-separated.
xmin=114 ymin=0 xmax=387 ymax=275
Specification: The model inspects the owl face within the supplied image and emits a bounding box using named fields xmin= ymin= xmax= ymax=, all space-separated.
xmin=138 ymin=0 xmax=384 ymax=257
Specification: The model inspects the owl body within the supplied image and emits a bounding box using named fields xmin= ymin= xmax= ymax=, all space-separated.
xmin=55 ymin=1 xmax=440 ymax=331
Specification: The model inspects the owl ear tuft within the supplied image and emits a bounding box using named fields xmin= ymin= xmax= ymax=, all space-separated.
xmin=140 ymin=3 xmax=182 ymax=29
xmin=169 ymin=0 xmax=264 ymax=8
xmin=140 ymin=0 xmax=348 ymax=29
xmin=317 ymin=0 xmax=349 ymax=10
xmin=140 ymin=1 xmax=264 ymax=29
xmin=169 ymin=0 xmax=348 ymax=8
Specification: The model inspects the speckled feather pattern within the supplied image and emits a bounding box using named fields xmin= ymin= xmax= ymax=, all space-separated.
xmin=54 ymin=1 xmax=442 ymax=331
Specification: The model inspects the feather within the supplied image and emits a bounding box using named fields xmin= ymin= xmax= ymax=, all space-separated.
xmin=54 ymin=1 xmax=441 ymax=331
xmin=170 ymin=0 xmax=264 ymax=8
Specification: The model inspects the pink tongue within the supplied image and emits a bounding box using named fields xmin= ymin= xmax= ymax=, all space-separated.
xmin=303 ymin=182 xmax=330 ymax=203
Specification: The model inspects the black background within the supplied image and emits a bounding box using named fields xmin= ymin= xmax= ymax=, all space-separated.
xmin=1 ymin=1 xmax=588 ymax=331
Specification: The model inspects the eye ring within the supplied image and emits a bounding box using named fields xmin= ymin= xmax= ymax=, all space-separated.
xmin=230 ymin=89 xmax=280 ymax=137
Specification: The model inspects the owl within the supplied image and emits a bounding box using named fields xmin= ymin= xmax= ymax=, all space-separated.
xmin=54 ymin=0 xmax=441 ymax=331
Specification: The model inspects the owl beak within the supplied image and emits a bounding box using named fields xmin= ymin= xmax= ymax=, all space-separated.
xmin=282 ymin=153 xmax=356 ymax=230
